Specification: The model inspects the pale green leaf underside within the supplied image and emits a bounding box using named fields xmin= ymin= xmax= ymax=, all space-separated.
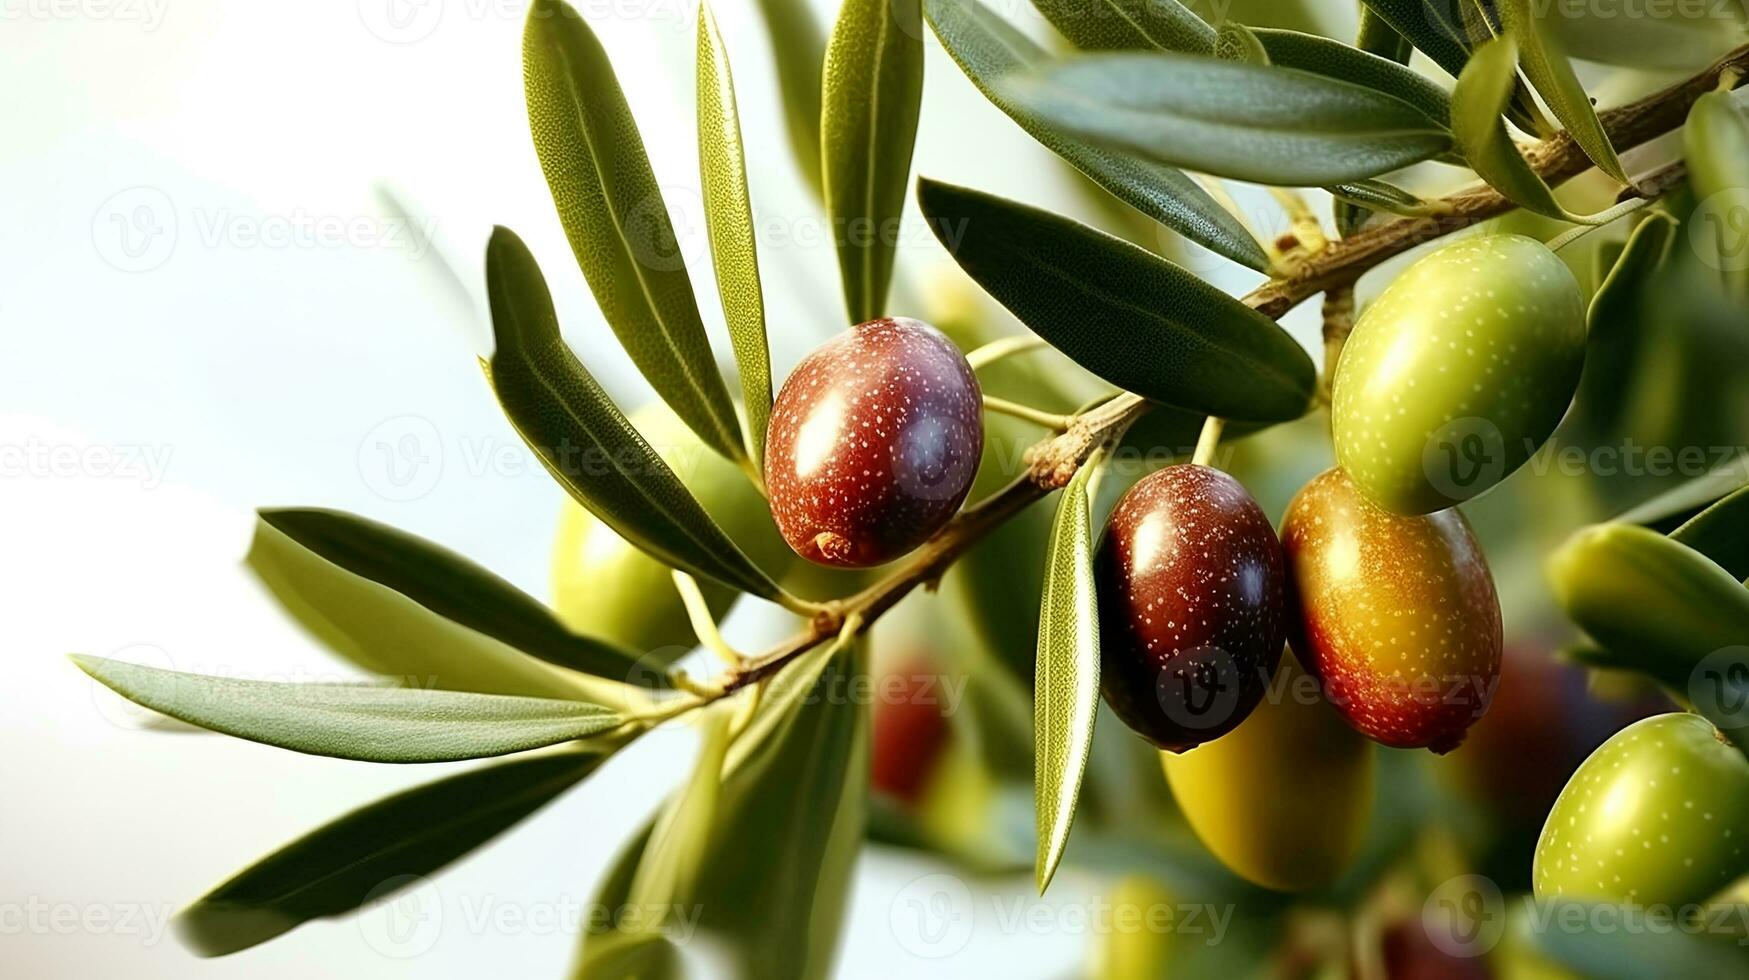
xmin=177 ymin=749 xmax=608 ymax=956
xmin=483 ymin=226 xmax=784 ymax=601
xmin=697 ymin=1 xmax=773 ymax=470
xmin=1000 ymin=52 xmax=1453 ymax=186
xmin=822 ymin=0 xmax=924 ymax=323
xmin=1033 ymin=456 xmax=1101 ymax=893
xmin=523 ymin=0 xmax=745 ymax=462
xmin=73 ymin=656 xmax=622 ymax=763
xmin=918 ymin=178 xmax=1315 ymax=422
xmin=925 ymin=0 xmax=1269 ymax=271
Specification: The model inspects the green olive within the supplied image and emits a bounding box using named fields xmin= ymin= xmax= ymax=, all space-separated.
xmin=1534 ymin=713 xmax=1749 ymax=907
xmin=1162 ymin=657 xmax=1373 ymax=891
xmin=1332 ymin=234 xmax=1586 ymax=515
xmin=550 ymin=404 xmax=787 ymax=661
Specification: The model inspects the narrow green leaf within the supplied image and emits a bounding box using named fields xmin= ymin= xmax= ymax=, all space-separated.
xmin=1030 ymin=0 xmax=1213 ymax=53
xmin=626 ymin=707 xmax=730 ymax=911
xmin=1497 ymin=1 xmax=1629 ymax=183
xmin=71 ymin=656 xmax=622 ymax=763
xmin=523 ymin=0 xmax=745 ymax=463
xmin=1571 ymin=213 xmax=1675 ymax=438
xmin=484 ymin=226 xmax=785 ymax=602
xmin=1616 ymin=466 xmax=1749 ymax=532
xmin=697 ymin=1 xmax=773 ymax=470
xmin=248 ymin=514 xmax=628 ymax=704
xmin=1000 ymin=52 xmax=1453 ymax=186
xmin=925 ymin=0 xmax=1269 ymax=271
xmin=1672 ymin=485 xmax=1749 ymax=582
xmin=1215 ymin=22 xmax=1269 ymax=66
xmin=1326 ymin=179 xmax=1450 ymax=220
xmin=1355 ymin=5 xmax=1413 ymax=65
xmin=255 ymin=508 xmax=656 ymax=688
xmin=1357 ymin=0 xmax=1478 ymax=80
xmin=918 ymin=178 xmax=1315 ymax=422
xmin=1452 ymin=35 xmax=1569 ymax=220
xmin=822 ymin=0 xmax=924 ymax=323
xmin=1253 ymin=28 xmax=1452 ymax=127
xmin=1033 ymin=456 xmax=1101 ymax=894
xmin=752 ymin=0 xmax=828 ymax=197
xmin=177 ymin=748 xmax=608 ymax=956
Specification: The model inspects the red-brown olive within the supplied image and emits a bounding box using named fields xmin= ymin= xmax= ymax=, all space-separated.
xmin=1095 ymin=464 xmax=1288 ymax=752
xmin=765 ymin=317 xmax=983 ymax=567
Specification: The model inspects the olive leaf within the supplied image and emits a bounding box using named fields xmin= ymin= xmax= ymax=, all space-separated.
xmin=697 ymin=0 xmax=773 ymax=470
xmin=1029 ymin=0 xmax=1213 ymax=53
xmin=918 ymin=178 xmax=1316 ymax=423
xmin=177 ymin=748 xmax=609 ymax=957
xmin=1033 ymin=454 xmax=1102 ymax=894
xmin=1354 ymin=4 xmax=1413 ymax=65
xmin=1253 ymin=28 xmax=1452 ymax=126
xmin=1497 ymin=0 xmax=1629 ymax=184
xmin=822 ymin=0 xmax=924 ymax=323
xmin=484 ymin=226 xmax=786 ymax=603
xmin=523 ymin=0 xmax=746 ymax=464
xmin=925 ymin=0 xmax=1270 ymax=272
xmin=1451 ymin=35 xmax=1569 ymax=220
xmin=1616 ymin=466 xmax=1749 ymax=532
xmin=752 ymin=0 xmax=827 ymax=197
xmin=71 ymin=656 xmax=623 ymax=763
xmin=999 ymin=52 xmax=1453 ymax=186
xmin=1326 ymin=179 xmax=1449 ymax=220
xmin=1215 ymin=22 xmax=1269 ymax=66
xmin=249 ymin=513 xmax=636 ymax=705
xmin=1672 ymin=485 xmax=1749 ymax=582
xmin=1357 ymin=0 xmax=1478 ymax=81
xmin=1570 ymin=213 xmax=1675 ymax=438
xmin=255 ymin=508 xmax=659 ymax=689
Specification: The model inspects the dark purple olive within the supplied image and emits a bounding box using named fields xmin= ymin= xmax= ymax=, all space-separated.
xmin=1096 ymin=464 xmax=1287 ymax=751
xmin=766 ymin=317 xmax=983 ymax=567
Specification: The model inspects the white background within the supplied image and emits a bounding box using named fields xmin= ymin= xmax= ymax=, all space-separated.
xmin=0 ymin=0 xmax=1341 ymax=975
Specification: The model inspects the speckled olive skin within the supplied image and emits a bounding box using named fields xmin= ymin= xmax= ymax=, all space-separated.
xmin=1281 ymin=468 xmax=1501 ymax=753
xmin=1535 ymin=713 xmax=1749 ymax=908
xmin=765 ymin=317 xmax=983 ymax=567
xmin=1332 ymin=234 xmax=1585 ymax=515
xmin=1095 ymin=464 xmax=1287 ymax=751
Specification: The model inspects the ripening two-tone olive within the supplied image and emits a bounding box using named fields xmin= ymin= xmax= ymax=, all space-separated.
xmin=1163 ymin=657 xmax=1373 ymax=891
xmin=1281 ymin=467 xmax=1502 ymax=753
xmin=551 ymin=404 xmax=787 ymax=661
xmin=1096 ymin=464 xmax=1288 ymax=751
xmin=1534 ymin=713 xmax=1749 ymax=907
xmin=1333 ymin=234 xmax=1586 ymax=515
xmin=765 ymin=317 xmax=982 ymax=567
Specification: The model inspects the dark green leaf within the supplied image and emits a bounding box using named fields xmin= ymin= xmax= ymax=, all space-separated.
xmin=1497 ymin=1 xmax=1629 ymax=182
xmin=1254 ymin=28 xmax=1451 ymax=126
xmin=697 ymin=1 xmax=773 ymax=470
xmin=823 ymin=0 xmax=924 ymax=322
xmin=1452 ymin=35 xmax=1568 ymax=220
xmin=752 ymin=0 xmax=827 ymax=197
xmin=255 ymin=509 xmax=656 ymax=689
xmin=1616 ymin=466 xmax=1749 ymax=532
xmin=484 ymin=226 xmax=785 ymax=602
xmin=918 ymin=178 xmax=1315 ymax=422
xmin=1000 ymin=52 xmax=1453 ymax=186
xmin=1357 ymin=0 xmax=1478 ymax=80
xmin=177 ymin=748 xmax=608 ymax=956
xmin=1030 ymin=0 xmax=1213 ymax=53
xmin=1571 ymin=213 xmax=1675 ymax=438
xmin=1034 ymin=456 xmax=1101 ymax=893
xmin=1326 ymin=179 xmax=1449 ymax=220
xmin=924 ymin=0 xmax=1270 ymax=271
xmin=1354 ymin=5 xmax=1413 ymax=65
xmin=1673 ymin=485 xmax=1749 ymax=581
xmin=523 ymin=0 xmax=746 ymax=463
xmin=249 ymin=512 xmax=632 ymax=704
xmin=71 ymin=656 xmax=622 ymax=763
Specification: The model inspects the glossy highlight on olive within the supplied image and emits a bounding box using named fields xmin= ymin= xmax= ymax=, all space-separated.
xmin=765 ymin=317 xmax=983 ymax=567
xmin=1095 ymin=464 xmax=1287 ymax=752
